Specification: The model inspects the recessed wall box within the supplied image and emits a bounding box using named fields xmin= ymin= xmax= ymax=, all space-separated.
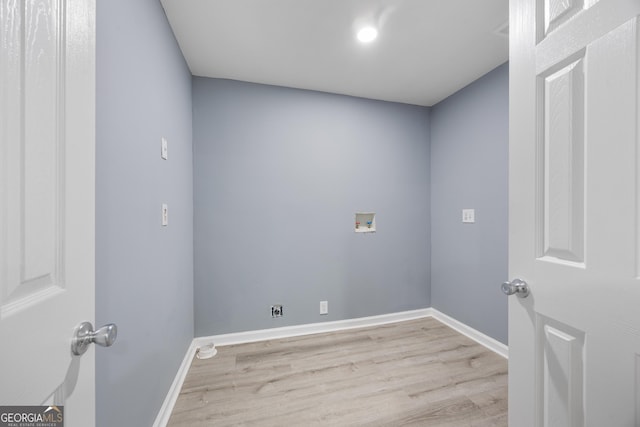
xmin=355 ymin=212 xmax=376 ymax=233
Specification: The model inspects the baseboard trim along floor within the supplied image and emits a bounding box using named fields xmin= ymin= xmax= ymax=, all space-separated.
xmin=431 ymin=310 xmax=508 ymax=359
xmin=153 ymin=340 xmax=199 ymax=427
xmin=153 ymin=307 xmax=508 ymax=427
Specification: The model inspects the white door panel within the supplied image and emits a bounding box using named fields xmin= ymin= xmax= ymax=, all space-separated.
xmin=0 ymin=0 xmax=96 ymax=424
xmin=510 ymin=0 xmax=640 ymax=425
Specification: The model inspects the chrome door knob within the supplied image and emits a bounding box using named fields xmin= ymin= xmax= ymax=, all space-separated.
xmin=71 ymin=322 xmax=117 ymax=356
xmin=501 ymin=279 xmax=530 ymax=298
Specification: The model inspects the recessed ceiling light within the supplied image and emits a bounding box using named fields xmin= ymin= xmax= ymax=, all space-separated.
xmin=357 ymin=27 xmax=378 ymax=43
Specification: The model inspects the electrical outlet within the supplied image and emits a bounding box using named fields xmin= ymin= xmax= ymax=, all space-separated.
xmin=271 ymin=304 xmax=283 ymax=318
xmin=320 ymin=300 xmax=328 ymax=315
xmin=462 ymin=208 xmax=475 ymax=223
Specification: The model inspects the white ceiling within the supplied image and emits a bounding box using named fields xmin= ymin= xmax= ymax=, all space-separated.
xmin=160 ymin=0 xmax=508 ymax=107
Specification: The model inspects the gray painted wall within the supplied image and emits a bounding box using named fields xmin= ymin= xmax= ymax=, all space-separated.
xmin=193 ymin=78 xmax=431 ymax=336
xmin=430 ymin=63 xmax=509 ymax=344
xmin=95 ymin=0 xmax=193 ymax=425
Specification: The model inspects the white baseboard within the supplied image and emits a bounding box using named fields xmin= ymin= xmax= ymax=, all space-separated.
xmin=194 ymin=308 xmax=434 ymax=348
xmin=152 ymin=340 xmax=198 ymax=427
xmin=154 ymin=307 xmax=508 ymax=426
xmin=430 ymin=309 xmax=509 ymax=359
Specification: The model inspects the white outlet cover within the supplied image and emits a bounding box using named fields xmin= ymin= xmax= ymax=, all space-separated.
xmin=462 ymin=209 xmax=475 ymax=223
xmin=320 ymin=300 xmax=328 ymax=315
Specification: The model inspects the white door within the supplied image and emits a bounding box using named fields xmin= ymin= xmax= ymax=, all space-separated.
xmin=0 ymin=0 xmax=96 ymax=425
xmin=509 ymin=0 xmax=640 ymax=425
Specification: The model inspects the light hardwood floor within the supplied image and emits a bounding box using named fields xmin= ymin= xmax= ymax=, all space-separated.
xmin=168 ymin=317 xmax=507 ymax=426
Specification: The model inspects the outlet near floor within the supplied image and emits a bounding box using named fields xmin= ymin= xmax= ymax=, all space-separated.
xmin=271 ymin=305 xmax=283 ymax=318
xmin=320 ymin=301 xmax=328 ymax=315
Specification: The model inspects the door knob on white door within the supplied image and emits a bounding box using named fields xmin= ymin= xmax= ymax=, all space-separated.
xmin=71 ymin=322 xmax=117 ymax=356
xmin=501 ymin=279 xmax=530 ymax=298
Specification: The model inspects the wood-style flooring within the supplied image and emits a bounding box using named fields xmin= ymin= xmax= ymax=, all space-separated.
xmin=168 ymin=317 xmax=507 ymax=426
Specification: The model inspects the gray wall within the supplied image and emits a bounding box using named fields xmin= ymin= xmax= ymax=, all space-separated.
xmin=430 ymin=63 xmax=509 ymax=344
xmin=95 ymin=0 xmax=194 ymax=425
xmin=193 ymin=78 xmax=431 ymax=336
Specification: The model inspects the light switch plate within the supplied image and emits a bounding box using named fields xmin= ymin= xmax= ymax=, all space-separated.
xmin=162 ymin=204 xmax=168 ymax=226
xmin=161 ymin=137 xmax=168 ymax=160
xmin=462 ymin=209 xmax=475 ymax=223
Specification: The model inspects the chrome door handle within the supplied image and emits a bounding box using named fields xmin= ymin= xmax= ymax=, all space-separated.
xmin=71 ymin=322 xmax=117 ymax=356
xmin=501 ymin=279 xmax=530 ymax=298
